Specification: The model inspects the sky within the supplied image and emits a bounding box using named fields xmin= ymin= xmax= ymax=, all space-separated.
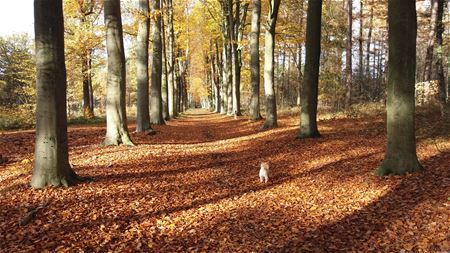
xmin=0 ymin=1 xmax=34 ymax=37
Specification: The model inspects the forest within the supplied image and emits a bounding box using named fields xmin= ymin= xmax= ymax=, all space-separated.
xmin=0 ymin=0 xmax=449 ymax=252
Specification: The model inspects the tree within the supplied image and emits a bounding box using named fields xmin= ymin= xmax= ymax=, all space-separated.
xmin=64 ymin=0 xmax=103 ymax=119
xmin=0 ymin=35 xmax=35 ymax=107
xmin=376 ymin=0 xmax=422 ymax=176
xmin=298 ymin=0 xmax=322 ymax=138
xmin=261 ymin=0 xmax=281 ymax=130
xmin=136 ymin=0 xmax=152 ymax=132
xmin=150 ymin=0 xmax=165 ymax=124
xmin=432 ymin=0 xmax=447 ymax=117
xmin=249 ymin=0 xmax=262 ymax=120
xmin=31 ymin=0 xmax=83 ymax=188
xmin=166 ymin=0 xmax=176 ymax=118
xmin=161 ymin=0 xmax=170 ymax=120
xmin=423 ymin=0 xmax=440 ymax=82
xmin=103 ymin=0 xmax=134 ymax=145
xmin=230 ymin=0 xmax=248 ymax=116
xmin=344 ymin=0 xmax=353 ymax=108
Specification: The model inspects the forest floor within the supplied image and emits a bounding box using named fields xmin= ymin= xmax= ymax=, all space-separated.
xmin=0 ymin=109 xmax=449 ymax=252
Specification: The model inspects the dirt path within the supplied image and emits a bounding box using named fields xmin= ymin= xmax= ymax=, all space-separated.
xmin=0 ymin=109 xmax=449 ymax=252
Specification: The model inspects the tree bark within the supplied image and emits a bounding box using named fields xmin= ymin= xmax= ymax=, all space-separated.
xmin=104 ymin=0 xmax=134 ymax=145
xmin=377 ymin=0 xmax=422 ymax=176
xmin=423 ymin=0 xmax=439 ymax=82
xmin=296 ymin=0 xmax=305 ymax=106
xmin=150 ymin=0 xmax=164 ymax=124
xmin=226 ymin=43 xmax=233 ymax=115
xmin=231 ymin=0 xmax=241 ymax=116
xmin=222 ymin=44 xmax=229 ymax=114
xmin=261 ymin=0 xmax=281 ymax=130
xmin=213 ymin=41 xmax=221 ymax=113
xmin=136 ymin=0 xmax=151 ymax=132
xmin=298 ymin=0 xmax=322 ymax=138
xmin=82 ymin=52 xmax=94 ymax=118
xmin=249 ymin=0 xmax=262 ymax=120
xmin=358 ymin=0 xmax=363 ymax=97
xmin=166 ymin=0 xmax=176 ymax=118
xmin=366 ymin=0 xmax=373 ymax=78
xmin=161 ymin=0 xmax=169 ymax=120
xmin=78 ymin=2 xmax=96 ymax=119
xmin=344 ymin=0 xmax=353 ymax=108
xmin=434 ymin=0 xmax=447 ymax=117
xmin=32 ymin=0 xmax=82 ymax=188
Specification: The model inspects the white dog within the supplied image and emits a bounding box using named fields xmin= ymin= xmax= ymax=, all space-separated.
xmin=259 ymin=162 xmax=270 ymax=183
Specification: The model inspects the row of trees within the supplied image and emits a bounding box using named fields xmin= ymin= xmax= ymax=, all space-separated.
xmin=198 ymin=0 xmax=448 ymax=115
xmin=31 ymin=0 xmax=189 ymax=188
xmin=30 ymin=0 xmax=444 ymax=188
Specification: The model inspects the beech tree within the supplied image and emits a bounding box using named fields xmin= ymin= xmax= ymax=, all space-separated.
xmin=249 ymin=0 xmax=262 ymax=120
xmin=103 ymin=0 xmax=133 ymax=145
xmin=150 ymin=0 xmax=165 ymax=124
xmin=135 ymin=0 xmax=152 ymax=132
xmin=261 ymin=0 xmax=281 ymax=130
xmin=166 ymin=0 xmax=176 ymax=118
xmin=423 ymin=0 xmax=440 ymax=81
xmin=298 ymin=0 xmax=322 ymax=138
xmin=344 ymin=0 xmax=353 ymax=108
xmin=376 ymin=0 xmax=422 ymax=175
xmin=31 ymin=0 xmax=83 ymax=188
xmin=435 ymin=0 xmax=447 ymax=117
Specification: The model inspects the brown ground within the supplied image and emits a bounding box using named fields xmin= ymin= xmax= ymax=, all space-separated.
xmin=0 ymin=109 xmax=449 ymax=252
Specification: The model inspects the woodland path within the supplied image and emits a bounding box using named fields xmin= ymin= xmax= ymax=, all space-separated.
xmin=0 ymin=109 xmax=449 ymax=252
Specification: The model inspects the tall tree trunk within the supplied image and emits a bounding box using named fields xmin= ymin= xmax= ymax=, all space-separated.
xmin=249 ymin=0 xmax=262 ymax=120
xmin=345 ymin=0 xmax=353 ymax=108
xmin=366 ymin=1 xmax=373 ymax=78
xmin=423 ymin=0 xmax=440 ymax=81
xmin=435 ymin=0 xmax=447 ymax=117
xmin=82 ymin=53 xmax=94 ymax=118
xmin=161 ymin=0 xmax=169 ymax=120
xmin=222 ymin=44 xmax=228 ymax=114
xmin=298 ymin=0 xmax=322 ymax=138
xmin=104 ymin=0 xmax=134 ymax=146
xmin=78 ymin=4 xmax=95 ymax=119
xmin=297 ymin=43 xmax=303 ymax=106
xmin=358 ymin=0 xmax=364 ymax=97
xmin=88 ymin=51 xmax=94 ymax=111
xmin=261 ymin=0 xmax=281 ymax=130
xmin=32 ymin=0 xmax=82 ymax=188
xmin=226 ymin=43 xmax=233 ymax=115
xmin=166 ymin=0 xmax=176 ymax=118
xmin=150 ymin=0 xmax=164 ymax=124
xmin=231 ymin=0 xmax=241 ymax=116
xmin=221 ymin=1 xmax=234 ymax=115
xmin=174 ymin=55 xmax=180 ymax=115
xmin=296 ymin=0 xmax=305 ymax=106
xmin=377 ymin=0 xmax=422 ymax=176
xmin=136 ymin=0 xmax=151 ymax=132
xmin=213 ymin=41 xmax=221 ymax=113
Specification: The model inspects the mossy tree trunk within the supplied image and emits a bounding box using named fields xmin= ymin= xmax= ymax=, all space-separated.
xmin=377 ymin=0 xmax=422 ymax=176
xmin=104 ymin=0 xmax=134 ymax=146
xmin=298 ymin=0 xmax=322 ymax=138
xmin=32 ymin=0 xmax=82 ymax=188
xmin=261 ymin=0 xmax=281 ymax=130
xmin=136 ymin=0 xmax=152 ymax=132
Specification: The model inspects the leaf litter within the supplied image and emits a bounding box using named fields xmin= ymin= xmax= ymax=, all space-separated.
xmin=0 ymin=109 xmax=449 ymax=252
